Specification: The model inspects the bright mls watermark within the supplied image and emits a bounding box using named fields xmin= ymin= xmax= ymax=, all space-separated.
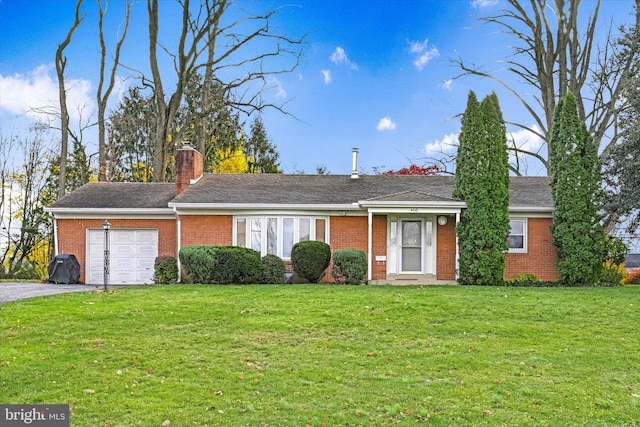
xmin=1 ymin=405 xmax=69 ymax=426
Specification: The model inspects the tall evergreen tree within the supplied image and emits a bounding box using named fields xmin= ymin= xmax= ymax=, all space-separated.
xmin=246 ymin=116 xmax=281 ymax=173
xmin=549 ymin=92 xmax=605 ymax=285
xmin=454 ymin=91 xmax=510 ymax=285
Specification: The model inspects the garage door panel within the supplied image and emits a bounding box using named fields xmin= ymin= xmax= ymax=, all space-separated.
xmin=112 ymin=230 xmax=136 ymax=243
xmin=137 ymin=257 xmax=155 ymax=269
xmin=136 ymin=230 xmax=158 ymax=242
xmin=112 ymin=245 xmax=136 ymax=258
xmin=112 ymin=257 xmax=135 ymax=269
xmin=136 ymin=244 xmax=156 ymax=256
xmin=112 ymin=270 xmax=137 ymax=284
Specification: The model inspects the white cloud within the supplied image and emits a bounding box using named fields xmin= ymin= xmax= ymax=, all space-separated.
xmin=321 ymin=69 xmax=332 ymax=84
xmin=441 ymin=78 xmax=454 ymax=90
xmin=268 ymin=77 xmax=287 ymax=98
xmin=330 ymin=47 xmax=358 ymax=70
xmin=508 ymin=125 xmax=545 ymax=154
xmin=376 ymin=117 xmax=396 ymax=131
xmin=408 ymin=38 xmax=440 ymax=71
xmin=471 ymin=0 xmax=499 ymax=8
xmin=0 ymin=64 xmax=94 ymax=123
xmin=425 ymin=132 xmax=459 ymax=154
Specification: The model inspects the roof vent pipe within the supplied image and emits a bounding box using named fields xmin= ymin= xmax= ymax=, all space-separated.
xmin=351 ymin=148 xmax=359 ymax=179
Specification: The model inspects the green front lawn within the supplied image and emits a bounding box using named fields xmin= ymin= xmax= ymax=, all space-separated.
xmin=1 ymin=285 xmax=639 ymax=426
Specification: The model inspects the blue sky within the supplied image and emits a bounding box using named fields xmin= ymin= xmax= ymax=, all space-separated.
xmin=0 ymin=0 xmax=636 ymax=175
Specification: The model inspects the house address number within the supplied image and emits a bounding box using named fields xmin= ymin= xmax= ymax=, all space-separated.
xmin=410 ymin=207 xmax=419 ymax=212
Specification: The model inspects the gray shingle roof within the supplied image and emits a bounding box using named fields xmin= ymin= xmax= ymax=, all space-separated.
xmin=171 ymin=174 xmax=552 ymax=208
xmin=48 ymin=182 xmax=175 ymax=209
xmin=47 ymin=175 xmax=553 ymax=210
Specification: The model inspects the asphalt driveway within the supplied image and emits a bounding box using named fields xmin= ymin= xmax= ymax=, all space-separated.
xmin=0 ymin=283 xmax=98 ymax=304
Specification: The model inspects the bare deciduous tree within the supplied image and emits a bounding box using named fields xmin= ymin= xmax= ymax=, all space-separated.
xmin=55 ymin=0 xmax=86 ymax=196
xmin=145 ymin=0 xmax=304 ymax=181
xmin=96 ymin=0 xmax=130 ymax=181
xmin=452 ymin=0 xmax=635 ymax=175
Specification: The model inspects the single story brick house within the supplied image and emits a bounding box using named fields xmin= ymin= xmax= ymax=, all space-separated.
xmin=45 ymin=146 xmax=558 ymax=285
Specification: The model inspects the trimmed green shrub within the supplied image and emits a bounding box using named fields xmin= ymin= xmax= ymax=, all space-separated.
xmin=260 ymin=254 xmax=286 ymax=284
xmin=179 ymin=245 xmax=218 ymax=284
xmin=332 ymin=249 xmax=367 ymax=285
xmin=291 ymin=240 xmax=331 ymax=283
xmin=154 ymin=256 xmax=179 ymax=284
xmin=211 ymin=246 xmax=262 ymax=284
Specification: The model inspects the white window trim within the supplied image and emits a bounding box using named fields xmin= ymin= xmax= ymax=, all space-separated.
xmin=233 ymin=215 xmax=329 ymax=259
xmin=507 ymin=217 xmax=528 ymax=254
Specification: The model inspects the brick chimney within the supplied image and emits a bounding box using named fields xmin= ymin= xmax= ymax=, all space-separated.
xmin=175 ymin=144 xmax=204 ymax=195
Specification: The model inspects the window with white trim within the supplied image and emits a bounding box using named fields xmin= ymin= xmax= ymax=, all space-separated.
xmin=507 ymin=218 xmax=527 ymax=253
xmin=234 ymin=216 xmax=329 ymax=258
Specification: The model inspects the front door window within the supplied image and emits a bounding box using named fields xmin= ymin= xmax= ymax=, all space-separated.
xmin=402 ymin=221 xmax=422 ymax=271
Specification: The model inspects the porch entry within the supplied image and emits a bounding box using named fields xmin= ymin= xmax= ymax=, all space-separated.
xmin=387 ymin=217 xmax=435 ymax=275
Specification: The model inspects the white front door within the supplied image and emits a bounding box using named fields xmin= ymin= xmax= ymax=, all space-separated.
xmin=87 ymin=229 xmax=158 ymax=285
xmin=388 ymin=217 xmax=435 ymax=275
xmin=401 ymin=220 xmax=422 ymax=272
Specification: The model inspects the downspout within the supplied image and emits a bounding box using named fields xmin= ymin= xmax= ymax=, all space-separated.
xmin=367 ymin=211 xmax=372 ymax=282
xmin=52 ymin=214 xmax=59 ymax=255
xmin=176 ymin=211 xmax=182 ymax=283
xmin=455 ymin=212 xmax=460 ymax=280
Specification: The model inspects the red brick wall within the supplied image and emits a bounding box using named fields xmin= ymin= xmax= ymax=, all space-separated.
xmin=436 ymin=216 xmax=457 ymax=280
xmin=504 ymin=217 xmax=558 ymax=281
xmin=55 ymin=218 xmax=177 ymax=284
xmin=327 ymin=215 xmax=389 ymax=282
xmin=371 ymin=215 xmax=387 ymax=280
xmin=179 ymin=215 xmax=233 ymax=246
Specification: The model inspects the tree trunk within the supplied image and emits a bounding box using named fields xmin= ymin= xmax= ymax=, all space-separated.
xmin=55 ymin=0 xmax=85 ymax=197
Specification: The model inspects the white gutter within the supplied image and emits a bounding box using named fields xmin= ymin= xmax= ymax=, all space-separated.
xmin=44 ymin=208 xmax=175 ymax=218
xmin=168 ymin=203 xmax=362 ymax=211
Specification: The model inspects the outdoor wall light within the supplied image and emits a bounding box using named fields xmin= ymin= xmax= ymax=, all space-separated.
xmin=437 ymin=216 xmax=448 ymax=226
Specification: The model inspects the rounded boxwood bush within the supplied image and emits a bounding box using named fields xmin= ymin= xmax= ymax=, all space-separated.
xmin=211 ymin=246 xmax=262 ymax=284
xmin=291 ymin=240 xmax=331 ymax=283
xmin=332 ymin=249 xmax=367 ymax=285
xmin=260 ymin=254 xmax=286 ymax=284
xmin=179 ymin=245 xmax=218 ymax=284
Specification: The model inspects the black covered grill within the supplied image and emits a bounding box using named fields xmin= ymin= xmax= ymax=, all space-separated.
xmin=48 ymin=254 xmax=81 ymax=284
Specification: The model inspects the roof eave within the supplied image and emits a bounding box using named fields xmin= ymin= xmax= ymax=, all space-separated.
xmin=45 ymin=207 xmax=176 ymax=218
xmin=169 ymin=203 xmax=363 ymax=211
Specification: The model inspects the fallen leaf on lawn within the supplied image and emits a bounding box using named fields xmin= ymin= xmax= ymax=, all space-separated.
xmin=214 ymin=391 xmax=223 ymax=396
xmin=85 ymin=389 xmax=95 ymax=395
xmin=238 ymin=375 xmax=245 ymax=381
xmin=483 ymin=410 xmax=492 ymax=415
xmin=116 ymin=370 xmax=122 ymax=376
xmin=355 ymin=410 xmax=361 ymax=417
xmin=161 ymin=420 xmax=170 ymax=426
xmin=367 ymin=352 xmax=375 ymax=357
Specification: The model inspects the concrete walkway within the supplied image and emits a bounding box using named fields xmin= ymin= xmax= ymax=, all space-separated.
xmin=0 ymin=283 xmax=99 ymax=304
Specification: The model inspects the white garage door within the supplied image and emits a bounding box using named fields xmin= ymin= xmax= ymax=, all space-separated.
xmin=87 ymin=229 xmax=158 ymax=285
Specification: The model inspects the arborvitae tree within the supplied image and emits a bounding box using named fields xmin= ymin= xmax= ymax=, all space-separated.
xmin=549 ymin=92 xmax=606 ymax=285
xmin=454 ymin=91 xmax=510 ymax=285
